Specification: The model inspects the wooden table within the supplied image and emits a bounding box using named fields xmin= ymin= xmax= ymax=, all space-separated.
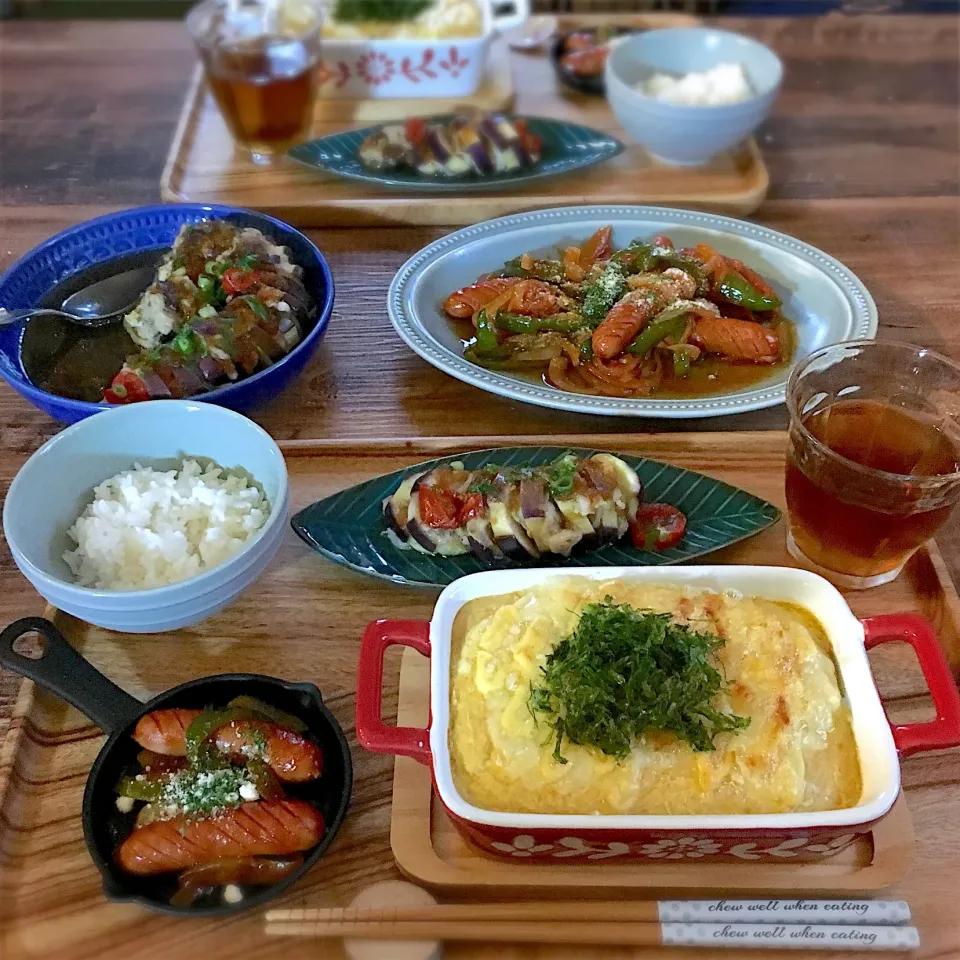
xmin=0 ymin=13 xmax=958 ymax=958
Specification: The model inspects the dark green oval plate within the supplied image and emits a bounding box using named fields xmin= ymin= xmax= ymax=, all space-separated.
xmin=287 ymin=116 xmax=623 ymax=192
xmin=291 ymin=446 xmax=781 ymax=588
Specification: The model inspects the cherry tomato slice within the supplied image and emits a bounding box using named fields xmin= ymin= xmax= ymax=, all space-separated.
xmin=629 ymin=503 xmax=687 ymax=551
xmin=222 ymin=267 xmax=259 ymax=295
xmin=103 ymin=369 xmax=149 ymax=404
xmin=418 ymin=486 xmax=462 ymax=529
xmin=651 ymin=234 xmax=675 ymax=249
xmin=458 ymin=492 xmax=485 ymax=524
xmin=405 ymin=117 xmax=428 ymax=146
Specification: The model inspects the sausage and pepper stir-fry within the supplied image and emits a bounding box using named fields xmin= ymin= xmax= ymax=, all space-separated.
xmin=443 ymin=228 xmax=791 ymax=398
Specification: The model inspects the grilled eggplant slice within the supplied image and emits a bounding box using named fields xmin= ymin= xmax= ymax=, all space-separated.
xmin=383 ymin=453 xmax=643 ymax=564
xmin=405 ymin=471 xmax=472 ymax=556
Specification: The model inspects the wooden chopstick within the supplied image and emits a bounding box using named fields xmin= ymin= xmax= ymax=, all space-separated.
xmin=264 ymin=919 xmax=921 ymax=950
xmin=266 ymin=899 xmax=912 ymax=927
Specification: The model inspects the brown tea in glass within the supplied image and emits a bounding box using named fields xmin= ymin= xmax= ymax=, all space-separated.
xmin=187 ymin=0 xmax=322 ymax=162
xmin=785 ymin=341 xmax=960 ymax=589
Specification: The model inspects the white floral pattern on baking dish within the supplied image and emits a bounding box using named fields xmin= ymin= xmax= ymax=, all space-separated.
xmin=481 ymin=833 xmax=860 ymax=861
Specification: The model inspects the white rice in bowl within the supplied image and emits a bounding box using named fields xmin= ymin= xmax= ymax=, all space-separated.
xmin=64 ymin=459 xmax=271 ymax=590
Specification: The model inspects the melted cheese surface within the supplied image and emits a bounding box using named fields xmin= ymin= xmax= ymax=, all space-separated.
xmin=449 ymin=581 xmax=861 ymax=816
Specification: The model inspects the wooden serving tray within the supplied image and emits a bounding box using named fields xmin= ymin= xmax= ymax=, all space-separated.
xmin=392 ymin=648 xmax=914 ymax=898
xmin=0 ymin=434 xmax=951 ymax=960
xmin=159 ymin=14 xmax=771 ymax=226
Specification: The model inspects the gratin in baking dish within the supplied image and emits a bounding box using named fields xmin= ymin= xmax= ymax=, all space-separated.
xmin=357 ymin=565 xmax=960 ymax=862
xmin=317 ymin=0 xmax=529 ymax=99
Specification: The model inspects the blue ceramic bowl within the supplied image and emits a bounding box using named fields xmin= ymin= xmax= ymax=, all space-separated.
xmin=605 ymin=28 xmax=782 ymax=165
xmin=3 ymin=401 xmax=289 ymax=633
xmin=0 ymin=204 xmax=335 ymax=423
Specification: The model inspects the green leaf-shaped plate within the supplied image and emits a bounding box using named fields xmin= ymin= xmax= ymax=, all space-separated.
xmin=291 ymin=446 xmax=780 ymax=587
xmin=287 ymin=116 xmax=623 ymax=192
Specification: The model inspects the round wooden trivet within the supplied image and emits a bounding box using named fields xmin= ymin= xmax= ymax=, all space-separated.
xmin=343 ymin=880 xmax=444 ymax=960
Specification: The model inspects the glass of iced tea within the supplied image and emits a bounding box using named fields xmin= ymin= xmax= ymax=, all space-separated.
xmin=785 ymin=340 xmax=960 ymax=589
xmin=186 ymin=0 xmax=322 ymax=163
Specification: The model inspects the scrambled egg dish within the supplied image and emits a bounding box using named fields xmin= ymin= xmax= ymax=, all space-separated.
xmin=449 ymin=581 xmax=861 ymax=816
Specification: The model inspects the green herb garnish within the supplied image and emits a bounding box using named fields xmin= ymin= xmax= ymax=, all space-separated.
xmin=334 ymin=0 xmax=434 ymax=21
xmin=529 ymin=598 xmax=750 ymax=763
xmin=468 ymin=476 xmax=497 ymax=495
xmin=239 ymin=295 xmax=269 ymax=321
xmin=232 ymin=253 xmax=258 ymax=271
xmin=545 ymin=452 xmax=579 ymax=497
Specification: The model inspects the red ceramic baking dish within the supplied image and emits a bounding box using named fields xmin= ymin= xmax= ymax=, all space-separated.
xmin=357 ymin=565 xmax=960 ymax=863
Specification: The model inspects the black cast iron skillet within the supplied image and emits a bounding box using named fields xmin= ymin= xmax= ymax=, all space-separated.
xmin=0 ymin=616 xmax=353 ymax=916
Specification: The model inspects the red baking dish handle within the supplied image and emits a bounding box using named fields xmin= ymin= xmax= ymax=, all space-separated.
xmin=861 ymin=613 xmax=960 ymax=758
xmin=356 ymin=619 xmax=432 ymax=765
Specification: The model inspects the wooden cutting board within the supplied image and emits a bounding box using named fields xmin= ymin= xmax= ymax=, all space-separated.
xmin=1 ymin=433 xmax=954 ymax=960
xmin=159 ymin=14 xmax=771 ymax=226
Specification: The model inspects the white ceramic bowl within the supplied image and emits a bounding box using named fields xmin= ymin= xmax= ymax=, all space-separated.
xmin=605 ymin=27 xmax=782 ymax=166
xmin=3 ymin=402 xmax=289 ymax=633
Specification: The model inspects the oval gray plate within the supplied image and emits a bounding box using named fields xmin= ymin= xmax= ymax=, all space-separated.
xmin=387 ymin=205 xmax=879 ymax=419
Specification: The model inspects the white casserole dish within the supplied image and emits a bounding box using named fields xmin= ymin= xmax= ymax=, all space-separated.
xmin=357 ymin=565 xmax=960 ymax=862
xmin=317 ymin=0 xmax=529 ymax=98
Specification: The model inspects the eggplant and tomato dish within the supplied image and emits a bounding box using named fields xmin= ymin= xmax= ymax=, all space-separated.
xmin=443 ymin=227 xmax=793 ymax=399
xmin=359 ymin=112 xmax=543 ymax=178
xmin=103 ymin=221 xmax=314 ymax=404
xmin=113 ymin=695 xmax=325 ymax=906
xmin=40 ymin=220 xmax=313 ymax=405
xmin=382 ymin=451 xmax=687 ymax=562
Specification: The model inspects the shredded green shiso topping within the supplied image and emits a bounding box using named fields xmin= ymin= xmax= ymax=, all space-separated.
xmin=529 ymin=598 xmax=750 ymax=763
xmin=333 ymin=0 xmax=433 ymax=22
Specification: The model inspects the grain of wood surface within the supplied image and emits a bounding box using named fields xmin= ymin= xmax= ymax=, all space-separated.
xmin=0 ymin=14 xmax=958 ymax=958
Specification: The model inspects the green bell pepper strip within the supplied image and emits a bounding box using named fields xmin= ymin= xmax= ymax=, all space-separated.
xmin=226 ymin=695 xmax=307 ymax=733
xmin=626 ymin=304 xmax=692 ymax=357
xmin=473 ymin=309 xmax=500 ymax=355
xmin=184 ymin=707 xmax=258 ymax=766
xmin=673 ymin=349 xmax=692 ymax=377
xmin=717 ymin=272 xmax=781 ymax=311
xmin=579 ymin=338 xmax=594 ymax=363
xmin=116 ymin=774 xmax=168 ymax=803
xmin=501 ymin=257 xmax=564 ymax=283
xmin=495 ymin=312 xmax=591 ymax=335
xmin=611 ymin=243 xmax=657 ymax=275
xmin=581 ymin=262 xmax=626 ymax=322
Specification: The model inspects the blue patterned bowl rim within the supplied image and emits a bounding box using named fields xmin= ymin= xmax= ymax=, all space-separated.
xmin=0 ymin=203 xmax=335 ymax=418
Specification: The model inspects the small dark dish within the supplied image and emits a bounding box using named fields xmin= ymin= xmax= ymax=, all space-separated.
xmin=550 ymin=26 xmax=642 ymax=96
xmin=0 ymin=617 xmax=352 ymax=915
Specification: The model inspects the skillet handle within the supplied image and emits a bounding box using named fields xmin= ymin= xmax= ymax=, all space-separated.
xmin=861 ymin=613 xmax=960 ymax=758
xmin=356 ymin=619 xmax=431 ymax=765
xmin=0 ymin=617 xmax=144 ymax=735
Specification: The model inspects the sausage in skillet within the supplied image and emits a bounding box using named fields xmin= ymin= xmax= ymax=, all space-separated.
xmin=116 ymin=799 xmax=325 ymax=875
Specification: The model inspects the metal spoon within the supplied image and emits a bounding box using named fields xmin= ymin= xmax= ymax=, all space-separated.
xmin=0 ymin=266 xmax=156 ymax=330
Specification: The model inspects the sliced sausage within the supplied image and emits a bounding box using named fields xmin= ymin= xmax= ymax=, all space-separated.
xmin=116 ymin=800 xmax=324 ymax=875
